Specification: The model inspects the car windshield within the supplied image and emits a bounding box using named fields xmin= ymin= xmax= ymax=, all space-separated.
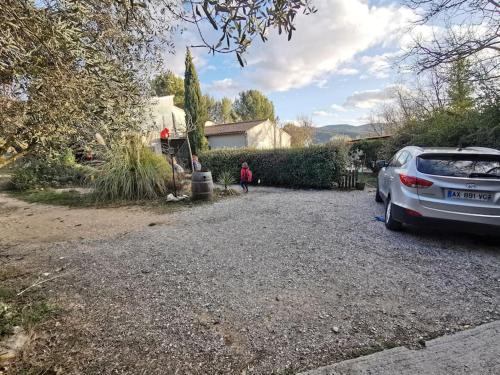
xmin=417 ymin=154 xmax=500 ymax=178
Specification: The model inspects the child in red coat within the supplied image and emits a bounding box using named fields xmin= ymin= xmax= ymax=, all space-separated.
xmin=240 ymin=162 xmax=252 ymax=193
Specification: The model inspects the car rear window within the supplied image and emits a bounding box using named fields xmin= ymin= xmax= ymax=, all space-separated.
xmin=417 ymin=154 xmax=500 ymax=178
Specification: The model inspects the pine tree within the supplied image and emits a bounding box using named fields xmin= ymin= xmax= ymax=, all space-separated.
xmin=184 ymin=49 xmax=206 ymax=153
xmin=233 ymin=90 xmax=276 ymax=122
xmin=151 ymin=70 xmax=185 ymax=108
xmin=447 ymin=59 xmax=474 ymax=113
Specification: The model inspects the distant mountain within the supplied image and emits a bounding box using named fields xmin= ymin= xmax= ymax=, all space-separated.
xmin=313 ymin=124 xmax=378 ymax=144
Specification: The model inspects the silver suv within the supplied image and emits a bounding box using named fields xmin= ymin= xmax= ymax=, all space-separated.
xmin=376 ymin=146 xmax=500 ymax=232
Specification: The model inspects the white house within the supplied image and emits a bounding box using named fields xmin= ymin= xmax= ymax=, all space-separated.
xmin=204 ymin=119 xmax=291 ymax=150
xmin=143 ymin=95 xmax=186 ymax=153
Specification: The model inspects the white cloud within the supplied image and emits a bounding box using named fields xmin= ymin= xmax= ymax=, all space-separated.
xmin=343 ymin=84 xmax=402 ymax=109
xmin=244 ymin=0 xmax=416 ymax=92
xmin=330 ymin=103 xmax=347 ymax=112
xmin=336 ymin=68 xmax=359 ymax=76
xmin=204 ymin=78 xmax=241 ymax=97
xmin=359 ymin=52 xmax=399 ymax=79
xmin=313 ymin=110 xmax=333 ymax=116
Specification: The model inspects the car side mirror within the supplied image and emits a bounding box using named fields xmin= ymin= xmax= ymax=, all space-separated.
xmin=375 ymin=160 xmax=388 ymax=170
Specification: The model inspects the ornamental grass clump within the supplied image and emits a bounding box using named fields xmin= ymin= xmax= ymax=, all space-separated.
xmin=92 ymin=135 xmax=173 ymax=201
xmin=217 ymin=170 xmax=236 ymax=191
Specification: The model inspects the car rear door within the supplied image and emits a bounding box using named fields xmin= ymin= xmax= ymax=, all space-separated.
xmin=415 ymin=153 xmax=500 ymax=216
xmin=380 ymin=151 xmax=402 ymax=197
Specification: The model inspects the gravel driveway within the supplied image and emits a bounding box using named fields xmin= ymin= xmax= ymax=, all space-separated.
xmin=6 ymin=188 xmax=500 ymax=374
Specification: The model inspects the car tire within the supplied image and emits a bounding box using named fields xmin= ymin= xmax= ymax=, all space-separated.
xmin=375 ymin=185 xmax=383 ymax=203
xmin=385 ymin=197 xmax=402 ymax=231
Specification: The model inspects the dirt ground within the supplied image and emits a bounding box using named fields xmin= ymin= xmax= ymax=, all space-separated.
xmin=0 ymin=193 xmax=169 ymax=247
xmin=1 ymin=189 xmax=499 ymax=374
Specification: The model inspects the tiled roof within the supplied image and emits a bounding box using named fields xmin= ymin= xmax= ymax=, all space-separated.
xmin=204 ymin=119 xmax=267 ymax=136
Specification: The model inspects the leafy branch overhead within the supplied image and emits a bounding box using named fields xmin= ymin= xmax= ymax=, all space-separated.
xmin=184 ymin=0 xmax=317 ymax=66
xmin=0 ymin=0 xmax=314 ymax=158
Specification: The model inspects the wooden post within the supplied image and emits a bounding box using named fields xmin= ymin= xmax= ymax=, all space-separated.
xmin=185 ymin=123 xmax=194 ymax=173
xmin=172 ymin=113 xmax=177 ymax=136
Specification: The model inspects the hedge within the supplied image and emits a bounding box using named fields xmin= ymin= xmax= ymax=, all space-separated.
xmin=199 ymin=145 xmax=348 ymax=189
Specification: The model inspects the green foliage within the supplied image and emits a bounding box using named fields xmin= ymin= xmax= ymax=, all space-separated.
xmin=18 ymin=302 xmax=57 ymax=328
xmin=200 ymin=145 xmax=348 ymax=189
xmin=0 ymin=1 xmax=314 ymax=158
xmin=233 ymin=90 xmax=276 ymax=122
xmin=92 ymin=135 xmax=173 ymax=201
xmin=0 ymin=301 xmax=12 ymax=337
xmin=351 ymin=139 xmax=387 ymax=171
xmin=151 ymin=71 xmax=185 ymax=108
xmin=447 ymin=59 xmax=474 ymax=113
xmin=383 ymin=102 xmax=500 ymax=158
xmin=0 ymin=298 xmax=56 ymax=337
xmin=217 ymin=170 xmax=236 ymax=190
xmin=0 ymin=0 xmax=152 ymax=158
xmin=11 ymin=151 xmax=92 ymax=190
xmin=184 ymin=49 xmax=206 ymax=153
xmin=214 ymin=97 xmax=239 ymax=123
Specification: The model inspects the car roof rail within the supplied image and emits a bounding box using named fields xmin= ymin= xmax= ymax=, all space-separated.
xmin=464 ymin=146 xmax=500 ymax=153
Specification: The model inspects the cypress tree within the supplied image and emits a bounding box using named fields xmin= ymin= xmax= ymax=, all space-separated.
xmin=184 ymin=49 xmax=206 ymax=153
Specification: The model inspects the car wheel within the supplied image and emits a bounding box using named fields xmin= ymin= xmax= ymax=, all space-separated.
xmin=385 ymin=198 xmax=402 ymax=231
xmin=375 ymin=184 xmax=383 ymax=203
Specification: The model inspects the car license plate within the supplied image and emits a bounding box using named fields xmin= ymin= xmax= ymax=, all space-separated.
xmin=446 ymin=189 xmax=492 ymax=201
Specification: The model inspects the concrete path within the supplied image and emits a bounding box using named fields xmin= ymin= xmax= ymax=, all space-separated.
xmin=300 ymin=321 xmax=500 ymax=375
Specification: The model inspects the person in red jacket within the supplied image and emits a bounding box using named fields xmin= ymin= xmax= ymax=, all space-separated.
xmin=240 ymin=162 xmax=252 ymax=193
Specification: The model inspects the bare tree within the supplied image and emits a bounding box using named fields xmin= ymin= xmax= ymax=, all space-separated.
xmin=283 ymin=115 xmax=315 ymax=147
xmin=405 ymin=0 xmax=499 ymax=82
xmin=369 ymin=69 xmax=450 ymax=135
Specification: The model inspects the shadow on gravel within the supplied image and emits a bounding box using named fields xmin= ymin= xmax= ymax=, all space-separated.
xmin=401 ymin=225 xmax=500 ymax=249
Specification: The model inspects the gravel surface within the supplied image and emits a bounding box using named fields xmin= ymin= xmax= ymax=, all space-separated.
xmin=4 ymin=188 xmax=500 ymax=374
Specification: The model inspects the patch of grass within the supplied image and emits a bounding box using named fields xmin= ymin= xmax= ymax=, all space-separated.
xmin=0 ymin=287 xmax=15 ymax=300
xmin=0 ymin=301 xmax=14 ymax=336
xmin=8 ymin=183 xmax=239 ymax=213
xmin=0 ymin=298 xmax=58 ymax=336
xmin=8 ymin=189 xmax=91 ymax=207
xmin=0 ymin=300 xmax=57 ymax=338
xmin=0 ymin=269 xmax=58 ymax=338
xmin=18 ymin=302 xmax=58 ymax=328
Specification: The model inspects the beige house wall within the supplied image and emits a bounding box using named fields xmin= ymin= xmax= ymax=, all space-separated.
xmin=246 ymin=120 xmax=277 ymax=149
xmin=206 ymin=120 xmax=291 ymax=150
xmin=277 ymin=128 xmax=291 ymax=148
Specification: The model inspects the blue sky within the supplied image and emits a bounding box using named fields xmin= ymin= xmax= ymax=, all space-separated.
xmin=164 ymin=0 xmax=427 ymax=126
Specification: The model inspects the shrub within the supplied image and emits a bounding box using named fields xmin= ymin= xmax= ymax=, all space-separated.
xmin=382 ymin=103 xmax=500 ymax=158
xmin=11 ymin=150 xmax=92 ymax=190
xmin=217 ymin=170 xmax=236 ymax=190
xmin=350 ymin=139 xmax=387 ymax=171
xmin=92 ymin=135 xmax=173 ymax=201
xmin=200 ymin=144 xmax=348 ymax=189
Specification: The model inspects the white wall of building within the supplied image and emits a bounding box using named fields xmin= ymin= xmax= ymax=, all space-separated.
xmin=207 ymin=134 xmax=247 ymax=149
xmin=143 ymin=95 xmax=186 ymax=153
xmin=147 ymin=95 xmax=186 ymax=134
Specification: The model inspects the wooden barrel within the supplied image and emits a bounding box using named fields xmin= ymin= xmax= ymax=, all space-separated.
xmin=191 ymin=171 xmax=213 ymax=200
